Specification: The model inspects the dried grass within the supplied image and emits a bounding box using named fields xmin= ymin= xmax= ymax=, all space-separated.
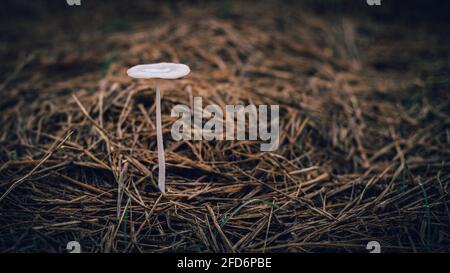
xmin=0 ymin=0 xmax=449 ymax=252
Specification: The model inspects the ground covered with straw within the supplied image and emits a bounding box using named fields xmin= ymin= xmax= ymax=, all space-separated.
xmin=0 ymin=1 xmax=449 ymax=252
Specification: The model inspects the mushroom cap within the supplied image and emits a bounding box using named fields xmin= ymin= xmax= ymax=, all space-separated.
xmin=127 ymin=63 xmax=190 ymax=79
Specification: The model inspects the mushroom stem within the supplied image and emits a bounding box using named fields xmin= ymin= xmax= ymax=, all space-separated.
xmin=155 ymin=81 xmax=166 ymax=194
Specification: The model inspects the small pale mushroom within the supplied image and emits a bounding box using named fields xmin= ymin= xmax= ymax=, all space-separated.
xmin=127 ymin=63 xmax=190 ymax=194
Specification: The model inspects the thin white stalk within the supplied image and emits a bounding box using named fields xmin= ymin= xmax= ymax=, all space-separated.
xmin=155 ymin=82 xmax=166 ymax=194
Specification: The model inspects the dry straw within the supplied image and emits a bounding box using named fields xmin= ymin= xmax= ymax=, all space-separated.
xmin=0 ymin=1 xmax=448 ymax=252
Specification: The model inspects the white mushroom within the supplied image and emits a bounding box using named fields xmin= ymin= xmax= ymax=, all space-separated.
xmin=127 ymin=63 xmax=190 ymax=194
